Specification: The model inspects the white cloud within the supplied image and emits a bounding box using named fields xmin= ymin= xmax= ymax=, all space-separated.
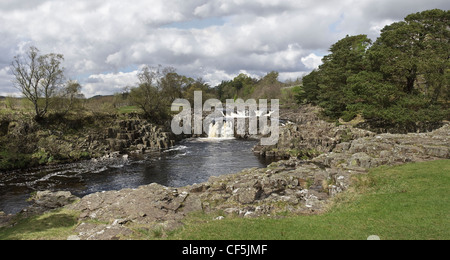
xmin=83 ymin=71 xmax=139 ymax=97
xmin=202 ymin=69 xmax=236 ymax=87
xmin=0 ymin=0 xmax=448 ymax=97
xmin=0 ymin=67 xmax=18 ymax=97
xmin=369 ymin=19 xmax=397 ymax=37
xmin=301 ymin=53 xmax=323 ymax=70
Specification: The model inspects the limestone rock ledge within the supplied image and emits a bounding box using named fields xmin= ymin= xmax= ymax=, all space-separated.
xmin=62 ymin=124 xmax=448 ymax=240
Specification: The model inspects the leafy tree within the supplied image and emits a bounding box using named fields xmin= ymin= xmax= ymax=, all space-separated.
xmin=251 ymin=71 xmax=283 ymax=100
xmin=60 ymin=80 xmax=84 ymax=113
xmin=298 ymin=70 xmax=322 ymax=104
xmin=362 ymin=9 xmax=449 ymax=125
xmin=215 ymin=80 xmax=233 ymax=101
xmin=315 ymin=35 xmax=372 ymax=118
xmin=215 ymin=73 xmax=258 ymax=101
xmin=129 ymin=65 xmax=186 ymax=124
xmin=10 ymin=46 xmax=65 ymax=121
xmin=370 ymin=9 xmax=449 ymax=99
xmin=281 ymin=85 xmax=303 ymax=108
xmin=183 ymin=78 xmax=214 ymax=105
xmin=159 ymin=67 xmax=189 ymax=103
xmin=300 ymin=9 xmax=449 ymax=129
xmin=130 ymin=66 xmax=167 ymax=123
xmin=369 ymin=22 xmax=420 ymax=94
xmin=407 ymin=9 xmax=449 ymax=103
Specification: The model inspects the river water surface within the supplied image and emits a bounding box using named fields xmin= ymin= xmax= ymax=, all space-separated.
xmin=0 ymin=138 xmax=273 ymax=214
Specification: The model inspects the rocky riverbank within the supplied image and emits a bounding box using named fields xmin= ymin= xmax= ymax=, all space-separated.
xmin=0 ymin=114 xmax=177 ymax=171
xmin=1 ymin=108 xmax=449 ymax=240
xmin=59 ymin=123 xmax=448 ymax=239
xmin=105 ymin=118 xmax=176 ymax=154
xmin=253 ymin=105 xmax=375 ymax=159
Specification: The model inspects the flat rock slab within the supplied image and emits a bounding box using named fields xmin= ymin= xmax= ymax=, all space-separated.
xmin=64 ymin=124 xmax=449 ymax=240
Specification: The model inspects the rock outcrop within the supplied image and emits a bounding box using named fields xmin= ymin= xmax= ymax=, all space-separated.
xmin=21 ymin=190 xmax=79 ymax=216
xmin=316 ymin=124 xmax=450 ymax=169
xmin=7 ymin=107 xmax=448 ymax=240
xmin=253 ymin=105 xmax=375 ymax=158
xmin=106 ymin=119 xmax=176 ymax=154
xmin=0 ymin=114 xmax=177 ymax=171
xmin=64 ymin=123 xmax=449 ymax=240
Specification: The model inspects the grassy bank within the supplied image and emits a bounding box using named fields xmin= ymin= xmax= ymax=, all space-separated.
xmin=1 ymin=160 xmax=448 ymax=240
xmin=167 ymin=160 xmax=450 ymax=240
xmin=0 ymin=209 xmax=79 ymax=240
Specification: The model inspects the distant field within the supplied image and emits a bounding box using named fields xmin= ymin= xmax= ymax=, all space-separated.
xmin=117 ymin=106 xmax=141 ymax=114
xmin=0 ymin=97 xmax=142 ymax=116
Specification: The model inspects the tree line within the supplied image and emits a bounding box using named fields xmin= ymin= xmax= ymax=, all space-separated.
xmin=9 ymin=50 xmax=297 ymax=124
xmin=298 ymin=9 xmax=449 ymax=129
xmin=9 ymin=9 xmax=448 ymax=129
xmin=127 ymin=67 xmax=299 ymax=124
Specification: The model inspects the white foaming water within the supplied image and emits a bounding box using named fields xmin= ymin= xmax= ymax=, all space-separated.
xmin=228 ymin=111 xmax=247 ymax=118
xmin=164 ymin=145 xmax=188 ymax=153
xmin=208 ymin=121 xmax=235 ymax=139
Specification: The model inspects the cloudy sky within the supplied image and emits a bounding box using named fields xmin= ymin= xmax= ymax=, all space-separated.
xmin=0 ymin=0 xmax=448 ymax=97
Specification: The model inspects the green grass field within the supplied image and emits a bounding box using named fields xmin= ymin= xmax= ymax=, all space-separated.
xmin=117 ymin=105 xmax=141 ymax=114
xmin=167 ymin=160 xmax=450 ymax=240
xmin=1 ymin=160 xmax=449 ymax=240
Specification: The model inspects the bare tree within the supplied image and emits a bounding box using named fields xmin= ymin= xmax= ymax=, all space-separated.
xmin=10 ymin=46 xmax=65 ymax=120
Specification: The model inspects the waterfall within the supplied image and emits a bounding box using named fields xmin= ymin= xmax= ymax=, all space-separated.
xmin=208 ymin=121 xmax=234 ymax=138
xmin=229 ymin=111 xmax=247 ymax=118
xmin=206 ymin=110 xmax=273 ymax=139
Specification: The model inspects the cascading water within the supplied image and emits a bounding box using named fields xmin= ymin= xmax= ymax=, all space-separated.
xmin=206 ymin=109 xmax=275 ymax=138
xmin=230 ymin=111 xmax=247 ymax=118
xmin=208 ymin=121 xmax=235 ymax=138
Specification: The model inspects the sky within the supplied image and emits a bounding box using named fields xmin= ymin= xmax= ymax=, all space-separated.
xmin=0 ymin=0 xmax=448 ymax=97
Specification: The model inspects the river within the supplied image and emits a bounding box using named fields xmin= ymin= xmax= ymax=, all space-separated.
xmin=0 ymin=138 xmax=274 ymax=214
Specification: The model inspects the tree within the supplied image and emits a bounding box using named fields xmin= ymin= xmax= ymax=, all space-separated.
xmin=315 ymin=35 xmax=372 ymax=118
xmin=10 ymin=46 xmax=65 ymax=121
xmin=183 ymin=78 xmax=213 ymax=105
xmin=214 ymin=73 xmax=259 ymax=101
xmin=251 ymin=71 xmax=283 ymax=100
xmin=301 ymin=9 xmax=449 ymax=129
xmin=159 ymin=67 xmax=189 ymax=103
xmin=362 ymin=9 xmax=449 ymax=125
xmin=59 ymin=80 xmax=84 ymax=114
xmin=129 ymin=65 xmax=186 ymax=124
xmin=130 ymin=66 xmax=165 ymax=123
xmin=370 ymin=9 xmax=449 ymax=98
xmin=344 ymin=71 xmax=404 ymax=122
xmin=406 ymin=9 xmax=449 ymax=103
xmin=298 ymin=70 xmax=322 ymax=104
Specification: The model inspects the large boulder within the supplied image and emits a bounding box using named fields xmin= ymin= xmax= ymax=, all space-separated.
xmin=23 ymin=190 xmax=79 ymax=215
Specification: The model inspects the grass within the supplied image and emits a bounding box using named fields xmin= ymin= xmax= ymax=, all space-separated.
xmin=0 ymin=160 xmax=448 ymax=240
xmin=167 ymin=160 xmax=450 ymax=240
xmin=0 ymin=209 xmax=79 ymax=240
xmin=118 ymin=106 xmax=141 ymax=114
